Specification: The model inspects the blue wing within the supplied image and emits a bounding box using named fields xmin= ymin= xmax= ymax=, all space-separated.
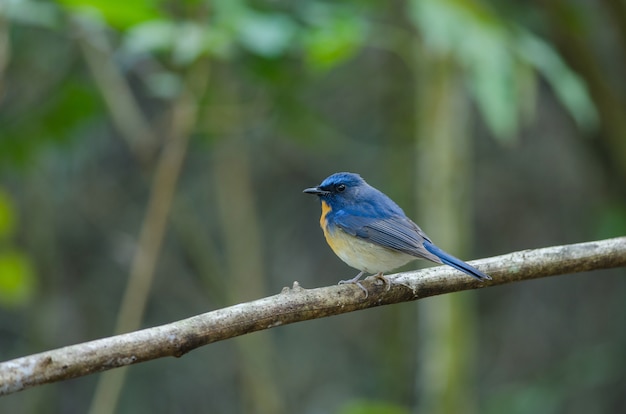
xmin=332 ymin=212 xmax=441 ymax=263
xmin=333 ymin=212 xmax=491 ymax=281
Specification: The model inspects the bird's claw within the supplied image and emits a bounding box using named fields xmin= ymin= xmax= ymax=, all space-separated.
xmin=338 ymin=278 xmax=369 ymax=298
xmin=372 ymin=273 xmax=391 ymax=291
xmin=338 ymin=271 xmax=392 ymax=298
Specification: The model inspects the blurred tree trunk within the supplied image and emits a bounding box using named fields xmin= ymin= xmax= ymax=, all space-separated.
xmin=212 ymin=136 xmax=283 ymax=414
xmin=87 ymin=62 xmax=207 ymax=414
xmin=413 ymin=54 xmax=478 ymax=414
xmin=544 ymin=0 xmax=626 ymax=185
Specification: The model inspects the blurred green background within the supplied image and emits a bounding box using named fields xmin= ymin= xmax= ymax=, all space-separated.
xmin=1 ymin=0 xmax=625 ymax=413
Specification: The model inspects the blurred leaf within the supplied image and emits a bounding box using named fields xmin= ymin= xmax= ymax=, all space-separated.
xmin=301 ymin=3 xmax=367 ymax=71
xmin=58 ymin=0 xmax=162 ymax=29
xmin=516 ymin=31 xmax=598 ymax=131
xmin=0 ymin=189 xmax=15 ymax=239
xmin=144 ymin=71 xmax=183 ymax=99
xmin=123 ymin=20 xmax=177 ymax=55
xmin=214 ymin=2 xmax=299 ymax=59
xmin=236 ymin=12 xmax=298 ymax=58
xmin=123 ymin=5 xmax=315 ymax=63
xmin=211 ymin=0 xmax=247 ymax=18
xmin=4 ymin=0 xmax=62 ymax=29
xmin=466 ymin=31 xmax=519 ymax=139
xmin=202 ymin=25 xmax=237 ymax=58
xmin=338 ymin=400 xmax=409 ymax=414
xmin=410 ymin=0 xmax=523 ymax=139
xmin=123 ymin=20 xmax=234 ymax=63
xmin=0 ymin=81 xmax=101 ymax=168
xmin=40 ymin=81 xmax=101 ymax=138
xmin=173 ymin=22 xmax=211 ymax=64
xmin=0 ymin=249 xmax=36 ymax=308
xmin=409 ymin=0 xmax=598 ymax=140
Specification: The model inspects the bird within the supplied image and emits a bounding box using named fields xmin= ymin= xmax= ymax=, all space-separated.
xmin=303 ymin=172 xmax=491 ymax=297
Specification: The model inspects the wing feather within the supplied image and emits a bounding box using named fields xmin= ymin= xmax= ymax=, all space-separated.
xmin=333 ymin=212 xmax=442 ymax=264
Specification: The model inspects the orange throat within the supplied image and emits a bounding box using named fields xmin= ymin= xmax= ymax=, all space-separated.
xmin=320 ymin=200 xmax=339 ymax=252
xmin=320 ymin=200 xmax=332 ymax=230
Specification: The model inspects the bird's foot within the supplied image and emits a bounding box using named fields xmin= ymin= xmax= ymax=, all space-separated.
xmin=371 ymin=272 xmax=391 ymax=291
xmin=339 ymin=271 xmax=369 ymax=298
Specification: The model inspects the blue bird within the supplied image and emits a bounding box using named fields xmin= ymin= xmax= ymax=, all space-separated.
xmin=304 ymin=172 xmax=491 ymax=296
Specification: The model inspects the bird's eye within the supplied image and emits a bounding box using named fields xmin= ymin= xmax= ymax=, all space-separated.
xmin=336 ymin=184 xmax=346 ymax=192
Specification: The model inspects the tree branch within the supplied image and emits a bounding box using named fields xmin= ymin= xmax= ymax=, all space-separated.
xmin=1 ymin=237 xmax=625 ymax=396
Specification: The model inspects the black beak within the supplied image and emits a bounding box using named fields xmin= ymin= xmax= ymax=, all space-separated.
xmin=303 ymin=186 xmax=329 ymax=195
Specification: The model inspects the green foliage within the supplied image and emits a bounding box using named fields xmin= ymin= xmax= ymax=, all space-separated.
xmin=516 ymin=31 xmax=598 ymax=130
xmin=121 ymin=1 xmax=365 ymax=71
xmin=237 ymin=11 xmax=298 ymax=58
xmin=0 ymin=190 xmax=36 ymax=309
xmin=0 ymin=249 xmax=36 ymax=308
xmin=301 ymin=3 xmax=368 ymax=71
xmin=0 ymin=189 xmax=15 ymax=239
xmin=123 ymin=20 xmax=220 ymax=64
xmin=409 ymin=0 xmax=597 ymax=140
xmin=4 ymin=0 xmax=62 ymax=29
xmin=58 ymin=0 xmax=163 ymax=29
xmin=0 ymin=81 xmax=102 ymax=168
xmin=123 ymin=12 xmax=297 ymax=63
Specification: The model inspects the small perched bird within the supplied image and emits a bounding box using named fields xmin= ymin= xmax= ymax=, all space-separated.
xmin=304 ymin=172 xmax=490 ymax=296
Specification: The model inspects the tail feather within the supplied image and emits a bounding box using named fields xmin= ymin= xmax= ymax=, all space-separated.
xmin=423 ymin=241 xmax=491 ymax=281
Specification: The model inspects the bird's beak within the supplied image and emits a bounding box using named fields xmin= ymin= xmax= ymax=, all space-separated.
xmin=303 ymin=186 xmax=329 ymax=195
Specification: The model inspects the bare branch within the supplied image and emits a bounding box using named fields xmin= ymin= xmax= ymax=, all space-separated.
xmin=0 ymin=237 xmax=624 ymax=396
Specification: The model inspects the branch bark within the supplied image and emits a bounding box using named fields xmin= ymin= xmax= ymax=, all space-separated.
xmin=1 ymin=237 xmax=625 ymax=396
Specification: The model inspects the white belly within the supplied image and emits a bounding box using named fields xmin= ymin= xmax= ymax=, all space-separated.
xmin=324 ymin=227 xmax=415 ymax=274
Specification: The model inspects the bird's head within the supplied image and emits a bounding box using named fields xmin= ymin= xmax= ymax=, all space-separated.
xmin=304 ymin=172 xmax=406 ymax=218
xmin=303 ymin=172 xmax=366 ymax=209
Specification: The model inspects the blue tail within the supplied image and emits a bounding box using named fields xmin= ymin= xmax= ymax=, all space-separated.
xmin=423 ymin=241 xmax=491 ymax=281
